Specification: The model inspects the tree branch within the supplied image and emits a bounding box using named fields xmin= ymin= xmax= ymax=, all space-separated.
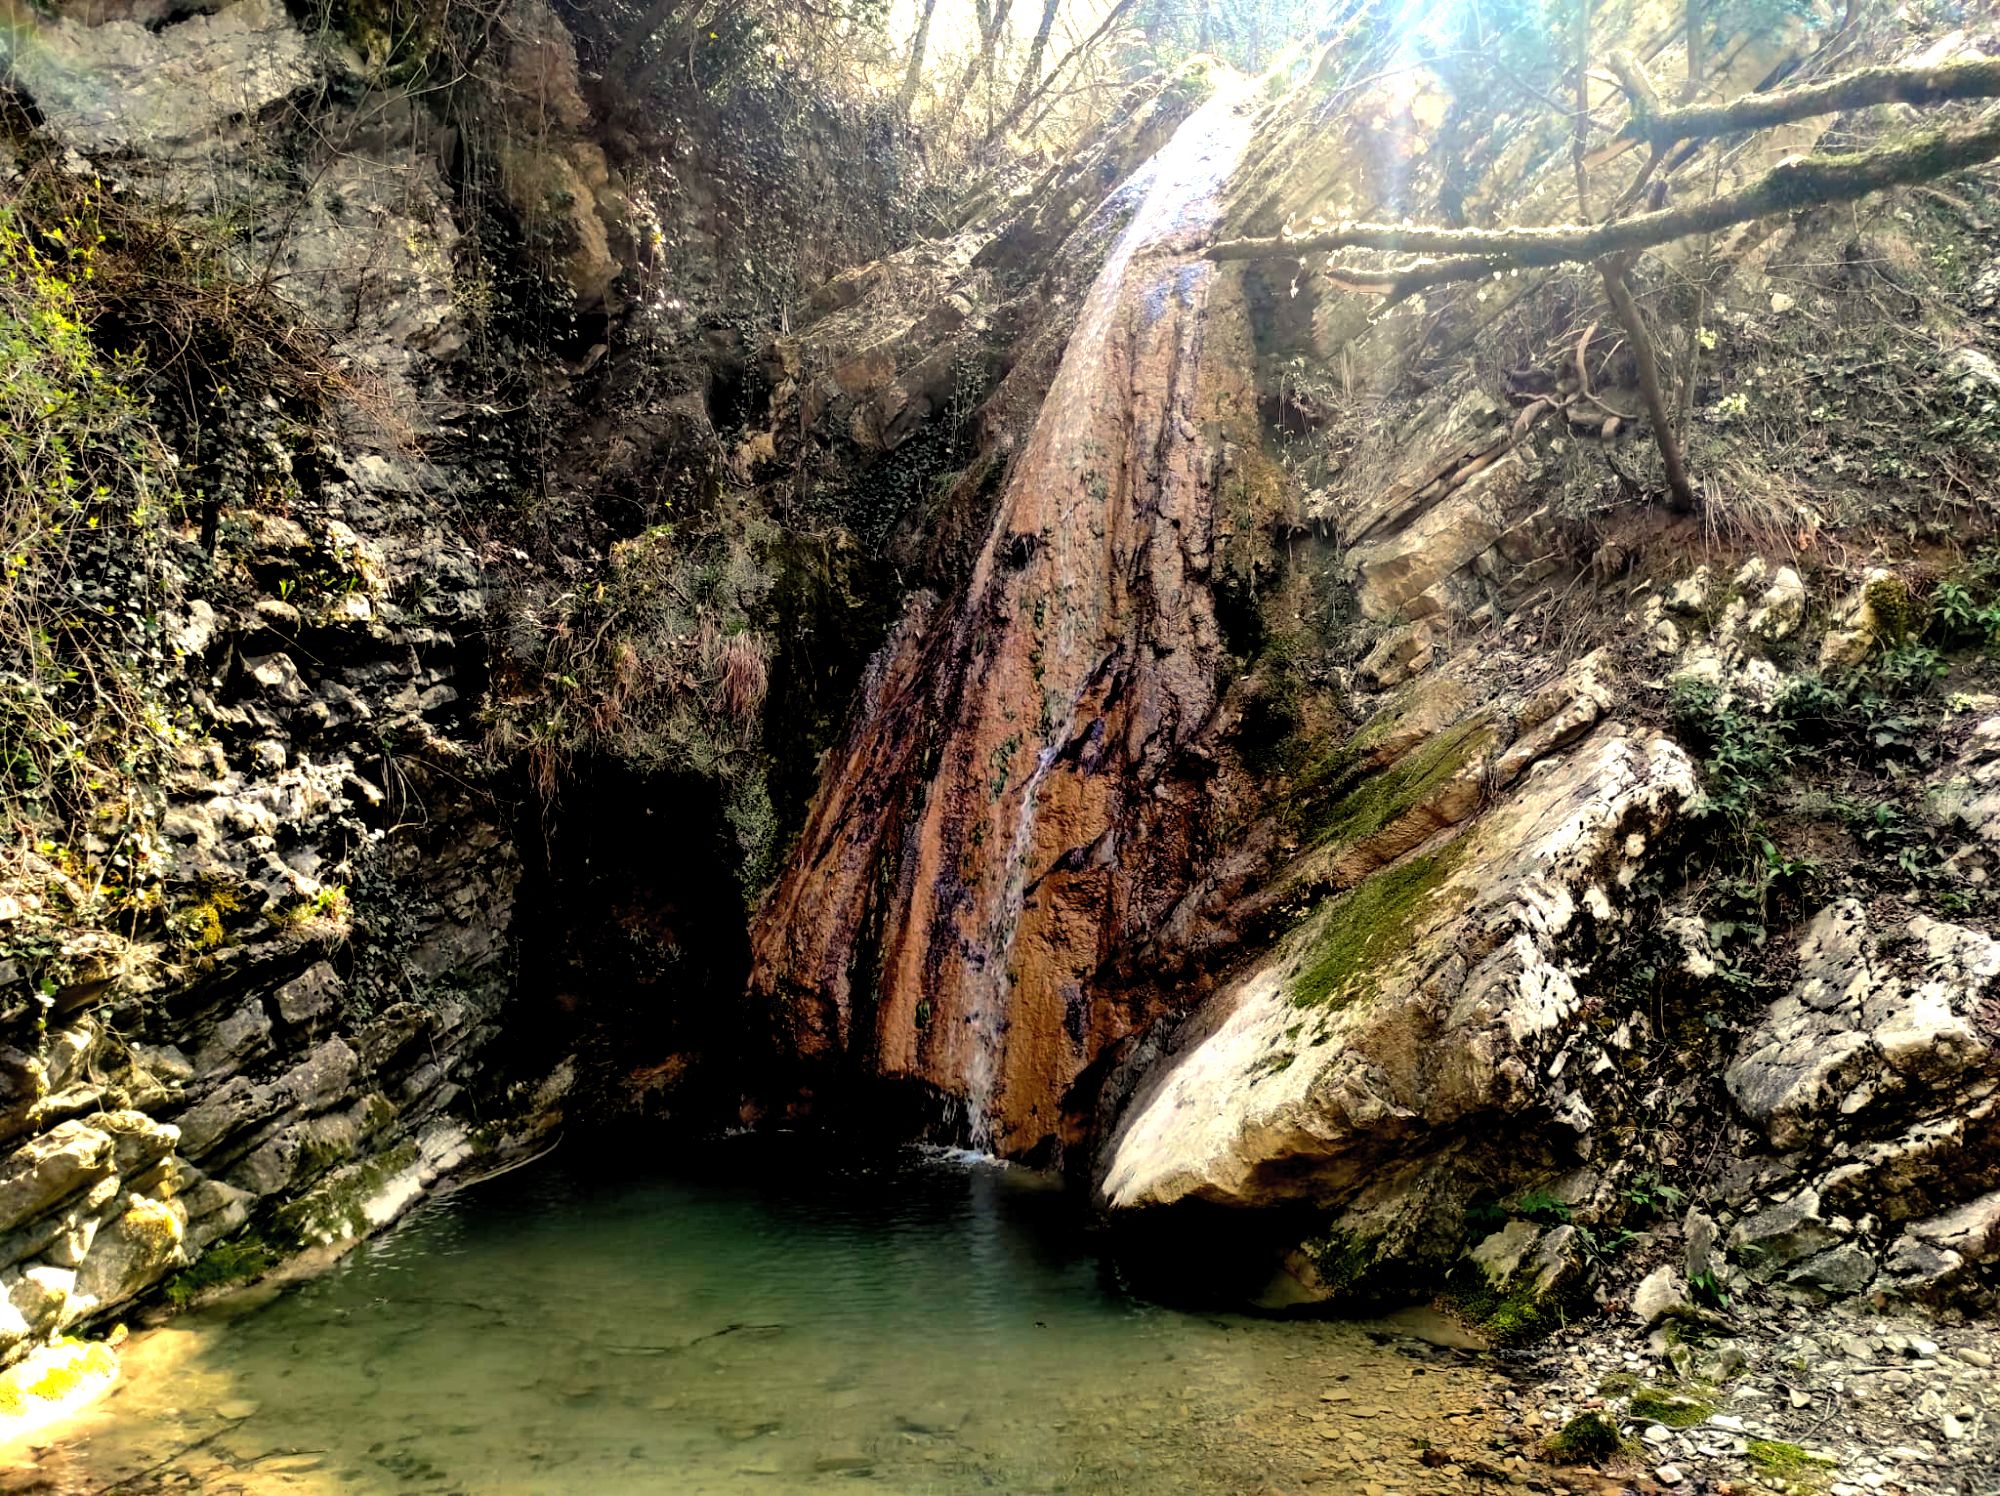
xmin=1208 ymin=107 xmax=2000 ymax=268
xmin=1624 ymin=55 xmax=2000 ymax=149
xmin=992 ymin=0 xmax=1138 ymax=139
xmin=1597 ymin=255 xmax=1698 ymax=513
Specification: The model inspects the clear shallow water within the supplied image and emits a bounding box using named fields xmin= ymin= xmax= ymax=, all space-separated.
xmin=43 ymin=1141 xmax=1501 ymax=1494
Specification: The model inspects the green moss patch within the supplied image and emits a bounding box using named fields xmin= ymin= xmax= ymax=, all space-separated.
xmin=1544 ymin=1411 xmax=1625 ymax=1465
xmin=1300 ymin=717 xmax=1492 ymax=854
xmin=1629 ymin=1388 xmax=1715 ymax=1428
xmin=1748 ymin=1438 xmax=1835 ymax=1487
xmin=273 ymin=1140 xmax=421 ymax=1247
xmin=163 ymin=1232 xmax=277 ymax=1308
xmin=1447 ymin=1265 xmax=1567 ymax=1346
xmin=1287 ymin=840 xmax=1468 ymax=1009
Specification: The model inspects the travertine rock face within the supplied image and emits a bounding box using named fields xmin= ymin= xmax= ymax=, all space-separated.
xmin=749 ymin=87 xmax=1260 ymax=1154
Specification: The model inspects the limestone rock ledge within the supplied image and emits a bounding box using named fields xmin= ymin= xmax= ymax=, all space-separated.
xmin=1721 ymin=900 xmax=2000 ymax=1304
xmin=1097 ymin=725 xmax=1697 ymax=1283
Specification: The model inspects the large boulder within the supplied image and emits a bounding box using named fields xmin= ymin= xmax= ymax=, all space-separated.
xmin=1096 ymin=725 xmax=1696 ymax=1286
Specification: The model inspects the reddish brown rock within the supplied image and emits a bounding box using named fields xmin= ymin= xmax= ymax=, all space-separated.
xmin=749 ymin=93 xmax=1259 ymax=1155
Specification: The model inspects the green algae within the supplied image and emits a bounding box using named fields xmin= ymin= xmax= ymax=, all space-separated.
xmin=1301 ymin=717 xmax=1491 ymax=855
xmin=1286 ymin=839 xmax=1468 ymax=1009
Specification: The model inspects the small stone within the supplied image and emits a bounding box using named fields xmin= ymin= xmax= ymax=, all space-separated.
xmin=216 ymin=1399 xmax=259 ymax=1421
xmin=1951 ymin=1347 xmax=1994 ymax=1369
xmin=1940 ymin=1414 xmax=1967 ymax=1441
xmin=1631 ymin=1265 xmax=1689 ymax=1326
xmin=1655 ymin=1464 xmax=1684 ymax=1486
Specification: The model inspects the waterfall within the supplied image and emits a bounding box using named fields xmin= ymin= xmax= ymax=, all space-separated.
xmin=752 ymin=77 xmax=1259 ymax=1156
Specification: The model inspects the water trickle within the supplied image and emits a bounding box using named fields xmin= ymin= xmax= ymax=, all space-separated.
xmin=751 ymin=77 xmax=1263 ymax=1154
xmin=957 ymin=83 xmax=1256 ymax=1150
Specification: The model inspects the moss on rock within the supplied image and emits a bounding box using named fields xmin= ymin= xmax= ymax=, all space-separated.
xmin=1747 ymin=1437 xmax=1836 ymax=1488
xmin=272 ymin=1139 xmax=422 ymax=1247
xmin=162 ymin=1231 xmax=277 ymax=1308
xmin=1545 ymin=1410 xmax=1624 ymax=1464
xmin=1286 ymin=839 xmax=1468 ymax=1008
xmin=1862 ymin=573 xmax=1919 ymax=647
xmin=1447 ymin=1265 xmax=1566 ymax=1345
xmin=1302 ymin=717 xmax=1492 ymax=854
xmin=1629 ymin=1387 xmax=1716 ymax=1428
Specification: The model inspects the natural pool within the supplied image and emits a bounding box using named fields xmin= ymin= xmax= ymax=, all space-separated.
xmin=39 ymin=1141 xmax=1503 ymax=1494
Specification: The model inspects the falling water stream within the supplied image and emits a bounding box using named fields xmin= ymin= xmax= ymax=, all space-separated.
xmin=34 ymin=1140 xmax=1501 ymax=1495
xmin=954 ymin=83 xmax=1256 ymax=1147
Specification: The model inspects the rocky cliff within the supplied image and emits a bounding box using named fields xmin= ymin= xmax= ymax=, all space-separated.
xmin=0 ymin=0 xmax=933 ymax=1365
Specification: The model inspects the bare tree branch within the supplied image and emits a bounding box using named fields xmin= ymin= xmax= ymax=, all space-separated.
xmin=1598 ymin=255 xmax=1698 ymax=512
xmin=993 ymin=0 xmax=1138 ymax=138
xmin=1008 ymin=0 xmax=1063 ymax=119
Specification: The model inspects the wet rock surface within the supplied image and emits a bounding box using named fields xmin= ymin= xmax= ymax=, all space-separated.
xmin=750 ymin=79 xmax=1262 ymax=1155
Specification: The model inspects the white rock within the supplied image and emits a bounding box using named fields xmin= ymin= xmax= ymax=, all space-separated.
xmin=1631 ymin=1264 xmax=1689 ymax=1326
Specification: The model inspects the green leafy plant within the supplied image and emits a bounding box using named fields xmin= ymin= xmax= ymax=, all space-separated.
xmin=1513 ymin=1188 xmax=1572 ymax=1225
xmin=1622 ymin=1173 xmax=1688 ymax=1218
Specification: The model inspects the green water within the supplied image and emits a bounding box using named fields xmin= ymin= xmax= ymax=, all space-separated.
xmin=51 ymin=1141 xmax=1501 ymax=1494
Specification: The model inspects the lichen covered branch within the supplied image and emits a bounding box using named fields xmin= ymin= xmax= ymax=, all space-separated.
xmin=1209 ymin=108 xmax=2000 ymax=268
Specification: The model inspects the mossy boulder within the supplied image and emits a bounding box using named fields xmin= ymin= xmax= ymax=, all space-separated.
xmin=1099 ymin=729 xmax=1698 ymax=1317
xmin=1629 ymin=1387 xmax=1716 ymax=1428
xmin=1747 ymin=1437 xmax=1836 ymax=1489
xmin=1544 ymin=1411 xmax=1624 ymax=1464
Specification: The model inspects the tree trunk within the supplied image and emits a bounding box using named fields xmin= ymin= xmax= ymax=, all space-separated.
xmin=899 ymin=0 xmax=941 ymax=113
xmin=1598 ymin=256 xmax=1699 ymax=514
xmin=939 ymin=0 xmax=1014 ymax=135
xmin=992 ymin=0 xmax=1136 ymax=139
xmin=1007 ymin=0 xmax=1063 ymax=121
